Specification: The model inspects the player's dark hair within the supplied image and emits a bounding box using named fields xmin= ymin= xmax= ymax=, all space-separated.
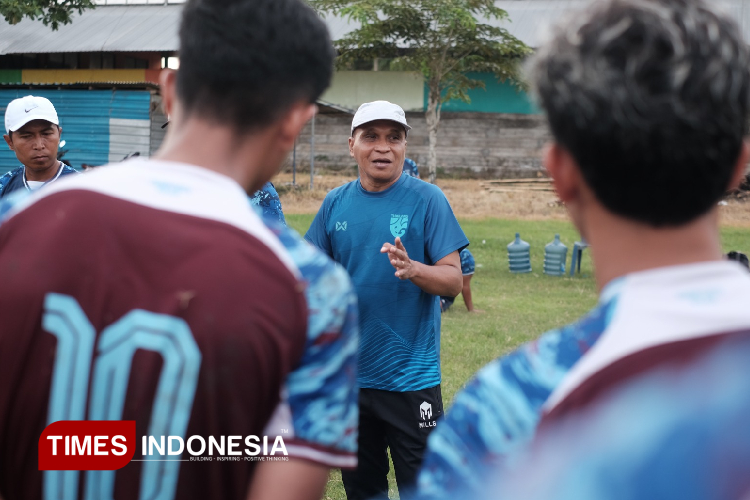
xmin=176 ymin=0 xmax=334 ymax=133
xmin=528 ymin=0 xmax=750 ymax=226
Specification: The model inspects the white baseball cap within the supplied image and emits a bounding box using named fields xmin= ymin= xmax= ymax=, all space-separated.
xmin=351 ymin=100 xmax=411 ymax=136
xmin=5 ymin=95 xmax=59 ymax=133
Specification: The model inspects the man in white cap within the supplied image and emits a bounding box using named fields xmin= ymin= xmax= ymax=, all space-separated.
xmin=306 ymin=100 xmax=468 ymax=500
xmin=1 ymin=95 xmax=77 ymax=199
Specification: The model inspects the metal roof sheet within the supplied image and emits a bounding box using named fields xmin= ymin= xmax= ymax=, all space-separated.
xmin=325 ymin=0 xmax=750 ymax=49
xmin=493 ymin=0 xmax=750 ymax=48
xmin=0 ymin=5 xmax=181 ymax=54
xmin=0 ymin=1 xmax=748 ymax=55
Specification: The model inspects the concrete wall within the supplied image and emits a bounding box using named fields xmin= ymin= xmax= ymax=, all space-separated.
xmin=286 ymin=111 xmax=550 ymax=179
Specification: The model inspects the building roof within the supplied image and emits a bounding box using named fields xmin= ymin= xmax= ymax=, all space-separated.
xmin=493 ymin=0 xmax=750 ymax=48
xmin=0 ymin=5 xmax=180 ymax=54
xmin=0 ymin=1 xmax=749 ymax=55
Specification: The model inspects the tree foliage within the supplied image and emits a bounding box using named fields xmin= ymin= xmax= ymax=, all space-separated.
xmin=0 ymin=0 xmax=95 ymax=30
xmin=309 ymin=0 xmax=532 ymax=182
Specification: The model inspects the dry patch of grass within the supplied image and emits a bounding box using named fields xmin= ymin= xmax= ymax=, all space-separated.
xmin=436 ymin=178 xmax=568 ymax=221
xmin=719 ymin=198 xmax=750 ymax=227
xmin=272 ymin=171 xmax=750 ymax=227
xmin=272 ymin=172 xmax=356 ymax=214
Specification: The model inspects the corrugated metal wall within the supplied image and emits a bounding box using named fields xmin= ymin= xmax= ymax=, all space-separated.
xmin=0 ymin=89 xmax=151 ymax=175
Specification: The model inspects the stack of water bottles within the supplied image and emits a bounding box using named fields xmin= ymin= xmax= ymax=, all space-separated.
xmin=507 ymin=233 xmax=569 ymax=276
xmin=507 ymin=233 xmax=532 ymax=273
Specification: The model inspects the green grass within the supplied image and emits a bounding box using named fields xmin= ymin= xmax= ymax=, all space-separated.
xmin=285 ymin=214 xmax=749 ymax=500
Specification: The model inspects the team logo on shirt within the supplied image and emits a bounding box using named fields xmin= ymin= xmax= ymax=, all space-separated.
xmin=390 ymin=214 xmax=409 ymax=238
xmin=336 ymin=221 xmax=348 ymax=231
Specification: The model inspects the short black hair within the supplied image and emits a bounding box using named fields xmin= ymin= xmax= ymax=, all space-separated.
xmin=176 ymin=0 xmax=334 ymax=133
xmin=529 ymin=0 xmax=750 ymax=227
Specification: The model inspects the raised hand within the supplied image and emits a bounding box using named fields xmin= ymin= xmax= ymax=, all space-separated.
xmin=381 ymin=237 xmax=414 ymax=279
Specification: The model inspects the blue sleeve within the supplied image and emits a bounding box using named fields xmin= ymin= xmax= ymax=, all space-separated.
xmin=304 ymin=194 xmax=333 ymax=258
xmin=415 ymin=332 xmax=569 ymax=500
xmin=0 ymin=168 xmax=20 ymax=199
xmin=424 ymin=187 xmax=469 ymax=263
xmin=249 ymin=182 xmax=286 ymax=226
xmin=415 ymin=300 xmax=616 ymax=500
xmin=460 ymin=249 xmax=475 ymax=275
xmin=262 ymin=218 xmax=359 ymax=468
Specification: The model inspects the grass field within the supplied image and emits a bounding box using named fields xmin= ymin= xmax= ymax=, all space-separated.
xmin=285 ymin=214 xmax=750 ymax=500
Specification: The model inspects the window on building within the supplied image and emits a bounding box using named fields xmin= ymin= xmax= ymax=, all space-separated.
xmin=161 ymin=56 xmax=180 ymax=69
xmin=64 ymin=53 xmax=79 ymax=69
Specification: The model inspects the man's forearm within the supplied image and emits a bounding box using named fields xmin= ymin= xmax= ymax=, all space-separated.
xmin=409 ymin=261 xmax=462 ymax=297
xmin=462 ymin=285 xmax=474 ymax=311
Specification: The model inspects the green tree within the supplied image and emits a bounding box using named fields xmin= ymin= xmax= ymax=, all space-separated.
xmin=309 ymin=0 xmax=531 ymax=183
xmin=0 ymin=0 xmax=95 ymax=30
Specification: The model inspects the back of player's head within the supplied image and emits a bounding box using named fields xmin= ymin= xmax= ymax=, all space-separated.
xmin=176 ymin=0 xmax=334 ymax=133
xmin=528 ymin=0 xmax=750 ymax=226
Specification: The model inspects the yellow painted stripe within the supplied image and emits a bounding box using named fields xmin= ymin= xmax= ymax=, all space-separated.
xmin=22 ymin=69 xmax=147 ymax=84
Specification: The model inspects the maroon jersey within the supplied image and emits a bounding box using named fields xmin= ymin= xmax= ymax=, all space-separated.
xmin=0 ymin=160 xmax=308 ymax=500
xmin=540 ymin=262 xmax=750 ymax=428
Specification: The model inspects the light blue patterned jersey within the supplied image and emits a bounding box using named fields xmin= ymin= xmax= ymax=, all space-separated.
xmin=489 ymin=336 xmax=750 ymax=500
xmin=0 ymin=188 xmax=29 ymax=222
xmin=250 ymin=182 xmax=286 ymax=225
xmin=403 ymin=158 xmax=420 ymax=178
xmin=459 ymin=248 xmax=475 ymax=275
xmin=415 ymin=285 xmax=620 ymax=500
xmin=261 ymin=214 xmax=360 ymax=466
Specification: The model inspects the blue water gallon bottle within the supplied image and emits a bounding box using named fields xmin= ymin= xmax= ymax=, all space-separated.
xmin=507 ymin=233 xmax=532 ymax=273
xmin=544 ymin=234 xmax=568 ymax=276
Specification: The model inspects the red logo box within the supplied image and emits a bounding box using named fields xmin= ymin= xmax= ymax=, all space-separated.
xmin=39 ymin=420 xmax=135 ymax=470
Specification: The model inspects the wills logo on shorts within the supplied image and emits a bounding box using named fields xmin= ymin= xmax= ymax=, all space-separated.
xmin=336 ymin=221 xmax=347 ymax=231
xmin=419 ymin=401 xmax=432 ymax=420
xmin=390 ymin=214 xmax=408 ymax=238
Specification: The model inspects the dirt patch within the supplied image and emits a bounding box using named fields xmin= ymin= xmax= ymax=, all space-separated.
xmin=272 ymin=172 xmax=750 ymax=227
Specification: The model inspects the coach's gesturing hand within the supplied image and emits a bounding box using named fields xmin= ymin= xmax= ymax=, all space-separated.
xmin=381 ymin=237 xmax=415 ymax=279
xmin=381 ymin=237 xmax=463 ymax=297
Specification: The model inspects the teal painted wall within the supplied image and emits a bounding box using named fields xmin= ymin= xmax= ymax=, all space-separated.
xmin=425 ymin=72 xmax=540 ymax=114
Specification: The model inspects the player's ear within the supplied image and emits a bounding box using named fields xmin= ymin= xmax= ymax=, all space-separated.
xmin=349 ymin=135 xmax=355 ymax=157
xmin=544 ymin=142 xmax=581 ymax=203
xmin=3 ymin=134 xmax=13 ymax=151
xmin=159 ymin=69 xmax=178 ymax=118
